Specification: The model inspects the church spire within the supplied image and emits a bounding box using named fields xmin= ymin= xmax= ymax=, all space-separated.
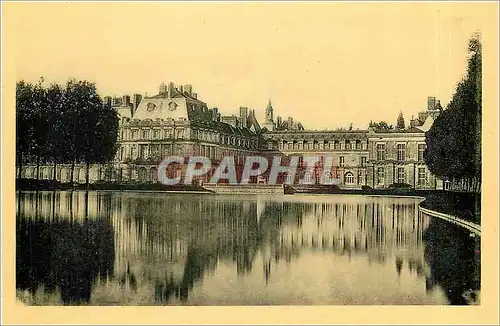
xmin=266 ymin=98 xmax=273 ymax=122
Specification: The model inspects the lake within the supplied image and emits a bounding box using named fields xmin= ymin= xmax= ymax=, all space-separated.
xmin=16 ymin=191 xmax=480 ymax=305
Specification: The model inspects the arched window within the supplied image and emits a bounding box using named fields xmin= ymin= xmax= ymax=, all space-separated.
xmin=344 ymin=172 xmax=355 ymax=185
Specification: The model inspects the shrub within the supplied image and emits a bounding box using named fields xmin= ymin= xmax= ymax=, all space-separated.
xmin=361 ymin=185 xmax=373 ymax=191
xmin=388 ymin=183 xmax=413 ymax=189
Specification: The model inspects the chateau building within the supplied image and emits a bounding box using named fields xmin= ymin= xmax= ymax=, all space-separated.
xmin=18 ymin=82 xmax=442 ymax=190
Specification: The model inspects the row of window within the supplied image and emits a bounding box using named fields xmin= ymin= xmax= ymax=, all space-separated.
xmin=376 ymin=167 xmax=427 ymax=185
xmin=376 ymin=143 xmax=426 ymax=161
xmin=280 ymin=140 xmax=367 ymax=151
xmin=122 ymin=128 xmax=185 ymax=140
xmin=121 ymin=128 xmax=258 ymax=149
xmin=119 ymin=144 xmax=250 ymax=162
xmin=291 ymin=155 xmax=368 ymax=168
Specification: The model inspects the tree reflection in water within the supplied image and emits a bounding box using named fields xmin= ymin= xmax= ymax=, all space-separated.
xmin=16 ymin=192 xmax=480 ymax=305
xmin=16 ymin=191 xmax=115 ymax=305
xmin=423 ymin=214 xmax=480 ymax=305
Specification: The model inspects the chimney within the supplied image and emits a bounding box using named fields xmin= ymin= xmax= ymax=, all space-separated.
xmin=184 ymin=85 xmax=192 ymax=95
xmin=427 ymin=96 xmax=436 ymax=111
xmin=179 ymin=85 xmax=184 ymax=94
xmin=159 ymin=82 xmax=167 ymax=94
xmin=122 ymin=95 xmax=131 ymax=107
xmin=192 ymin=92 xmax=197 ymax=99
xmin=239 ymin=107 xmax=248 ymax=128
xmin=213 ymin=107 xmax=219 ymax=121
xmin=133 ymin=94 xmax=142 ymax=112
xmin=168 ymin=81 xmax=174 ymax=98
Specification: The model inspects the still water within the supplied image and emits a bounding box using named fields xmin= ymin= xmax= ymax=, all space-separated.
xmin=16 ymin=191 xmax=480 ymax=305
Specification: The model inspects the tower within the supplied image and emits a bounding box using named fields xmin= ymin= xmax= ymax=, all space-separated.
xmin=263 ymin=98 xmax=275 ymax=131
xmin=239 ymin=107 xmax=248 ymax=128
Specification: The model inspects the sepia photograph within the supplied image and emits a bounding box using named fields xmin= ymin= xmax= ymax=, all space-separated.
xmin=1 ymin=1 xmax=499 ymax=325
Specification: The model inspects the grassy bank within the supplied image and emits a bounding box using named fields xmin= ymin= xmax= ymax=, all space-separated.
xmin=419 ymin=191 xmax=481 ymax=225
xmin=16 ymin=178 xmax=210 ymax=192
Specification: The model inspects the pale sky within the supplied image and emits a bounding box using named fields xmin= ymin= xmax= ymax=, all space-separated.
xmin=4 ymin=2 xmax=495 ymax=130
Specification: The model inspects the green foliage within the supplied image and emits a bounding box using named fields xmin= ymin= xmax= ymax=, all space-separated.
xmin=425 ymin=33 xmax=482 ymax=182
xmin=388 ymin=183 xmax=413 ymax=189
xmin=396 ymin=111 xmax=405 ymax=130
xmin=369 ymin=120 xmax=394 ymax=131
xmin=16 ymin=79 xmax=119 ymax=172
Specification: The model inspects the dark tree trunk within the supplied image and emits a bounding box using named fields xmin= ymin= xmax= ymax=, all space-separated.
xmin=36 ymin=156 xmax=40 ymax=181
xmin=85 ymin=161 xmax=90 ymax=189
xmin=70 ymin=160 xmax=76 ymax=187
xmin=53 ymin=161 xmax=57 ymax=181
xmin=17 ymin=152 xmax=23 ymax=180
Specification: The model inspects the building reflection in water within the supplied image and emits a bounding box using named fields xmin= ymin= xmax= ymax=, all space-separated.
xmin=16 ymin=191 xmax=479 ymax=305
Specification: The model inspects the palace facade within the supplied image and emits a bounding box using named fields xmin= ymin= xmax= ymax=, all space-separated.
xmin=18 ymin=82 xmax=442 ymax=190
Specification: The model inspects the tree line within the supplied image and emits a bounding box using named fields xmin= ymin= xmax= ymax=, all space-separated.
xmin=425 ymin=34 xmax=482 ymax=193
xmin=16 ymin=79 xmax=119 ymax=186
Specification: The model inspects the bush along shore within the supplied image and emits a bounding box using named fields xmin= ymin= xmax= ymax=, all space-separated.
xmin=16 ymin=178 xmax=210 ymax=192
xmin=17 ymin=178 xmax=480 ymax=225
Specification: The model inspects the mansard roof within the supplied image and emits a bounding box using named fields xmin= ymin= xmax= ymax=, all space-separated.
xmin=245 ymin=110 xmax=261 ymax=132
xmin=190 ymin=118 xmax=258 ymax=137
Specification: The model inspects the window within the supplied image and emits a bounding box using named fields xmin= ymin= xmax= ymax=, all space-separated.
xmin=132 ymin=130 xmax=138 ymax=139
xmin=334 ymin=141 xmax=340 ymax=150
xmin=345 ymin=172 xmax=355 ymax=185
xmin=361 ymin=156 xmax=367 ymax=167
xmin=151 ymin=145 xmax=160 ymax=157
xmin=345 ymin=141 xmax=351 ymax=150
xmin=298 ymin=142 xmax=303 ymax=150
xmin=120 ymin=147 xmax=124 ymax=161
xmin=377 ymin=167 xmax=385 ymax=185
xmin=356 ymin=141 xmax=362 ymax=150
xmin=142 ymin=130 xmax=149 ymax=139
xmin=139 ymin=144 xmax=147 ymax=159
xmin=303 ymin=172 xmax=312 ymax=184
xmin=397 ymin=167 xmax=406 ymax=183
xmin=418 ymin=144 xmax=426 ymax=161
xmin=165 ymin=129 xmax=173 ymax=138
xmin=339 ymin=156 xmax=345 ymax=167
xmin=397 ymin=143 xmax=406 ymax=161
xmin=357 ymin=170 xmax=363 ymax=184
xmin=176 ymin=129 xmax=184 ymax=139
xmin=314 ymin=142 xmax=319 ymax=149
xmin=162 ymin=144 xmax=171 ymax=156
xmin=153 ymin=130 xmax=159 ymax=139
xmin=121 ymin=131 xmax=126 ymax=140
xmin=376 ymin=143 xmax=386 ymax=161
xmin=131 ymin=146 xmax=137 ymax=158
xmin=418 ymin=168 xmax=427 ymax=185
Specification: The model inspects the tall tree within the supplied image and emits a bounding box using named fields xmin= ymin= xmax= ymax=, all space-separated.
xmin=65 ymin=80 xmax=119 ymax=187
xmin=45 ymin=83 xmax=66 ymax=180
xmin=16 ymin=81 xmax=35 ymax=179
xmin=425 ymin=33 xmax=481 ymax=191
xmin=30 ymin=80 xmax=49 ymax=180
xmin=396 ymin=111 xmax=405 ymax=130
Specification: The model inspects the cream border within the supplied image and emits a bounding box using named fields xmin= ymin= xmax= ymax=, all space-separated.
xmin=2 ymin=2 xmax=498 ymax=325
